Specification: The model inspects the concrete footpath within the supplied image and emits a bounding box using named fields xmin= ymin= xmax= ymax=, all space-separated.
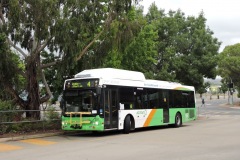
xmin=0 ymin=131 xmax=64 ymax=143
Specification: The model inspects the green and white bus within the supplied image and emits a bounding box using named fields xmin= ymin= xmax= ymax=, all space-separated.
xmin=61 ymin=68 xmax=196 ymax=133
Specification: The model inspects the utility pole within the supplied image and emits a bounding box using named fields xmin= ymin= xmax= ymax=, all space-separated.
xmin=228 ymin=78 xmax=234 ymax=105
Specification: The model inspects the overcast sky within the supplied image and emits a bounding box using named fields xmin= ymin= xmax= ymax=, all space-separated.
xmin=139 ymin=0 xmax=240 ymax=52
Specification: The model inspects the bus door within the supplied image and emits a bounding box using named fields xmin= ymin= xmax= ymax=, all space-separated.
xmin=162 ymin=90 xmax=169 ymax=123
xmin=104 ymin=89 xmax=118 ymax=129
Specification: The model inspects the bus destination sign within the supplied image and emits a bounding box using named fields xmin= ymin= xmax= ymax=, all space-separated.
xmin=65 ymin=79 xmax=99 ymax=89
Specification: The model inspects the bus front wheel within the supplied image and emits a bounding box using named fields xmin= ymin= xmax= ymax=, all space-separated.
xmin=174 ymin=113 xmax=182 ymax=127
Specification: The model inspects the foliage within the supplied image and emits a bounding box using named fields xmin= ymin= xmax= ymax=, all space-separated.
xmin=219 ymin=79 xmax=229 ymax=94
xmin=218 ymin=43 xmax=240 ymax=93
xmin=45 ymin=106 xmax=60 ymax=120
xmin=101 ymin=7 xmax=145 ymax=69
xmin=0 ymin=100 xmax=18 ymax=123
xmin=40 ymin=51 xmax=62 ymax=102
xmin=197 ymin=82 xmax=210 ymax=96
xmin=71 ymin=3 xmax=220 ymax=91
xmin=0 ymin=0 xmax=139 ymax=118
xmin=146 ymin=4 xmax=220 ymax=89
xmin=122 ymin=23 xmax=158 ymax=78
xmin=0 ymin=33 xmax=25 ymax=104
xmin=0 ymin=100 xmax=60 ymax=134
xmin=0 ymin=100 xmax=19 ymax=134
xmin=0 ymin=120 xmax=61 ymax=134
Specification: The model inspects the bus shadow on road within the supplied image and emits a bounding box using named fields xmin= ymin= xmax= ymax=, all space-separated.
xmin=133 ymin=124 xmax=190 ymax=133
xmin=61 ymin=125 xmax=191 ymax=138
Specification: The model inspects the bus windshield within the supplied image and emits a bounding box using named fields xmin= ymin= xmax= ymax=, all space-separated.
xmin=63 ymin=90 xmax=97 ymax=114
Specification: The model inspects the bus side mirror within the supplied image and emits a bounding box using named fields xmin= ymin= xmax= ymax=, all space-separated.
xmin=96 ymin=87 xmax=101 ymax=95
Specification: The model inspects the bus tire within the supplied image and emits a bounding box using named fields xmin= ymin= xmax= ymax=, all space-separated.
xmin=124 ymin=115 xmax=131 ymax=134
xmin=174 ymin=113 xmax=182 ymax=127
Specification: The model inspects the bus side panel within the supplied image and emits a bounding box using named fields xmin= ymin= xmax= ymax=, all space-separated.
xmin=143 ymin=109 xmax=164 ymax=127
xmin=118 ymin=110 xmax=148 ymax=130
xmin=118 ymin=109 xmax=165 ymax=129
xmin=169 ymin=108 xmax=196 ymax=124
xmin=118 ymin=108 xmax=196 ymax=130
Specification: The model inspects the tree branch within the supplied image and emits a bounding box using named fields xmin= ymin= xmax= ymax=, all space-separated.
xmin=40 ymin=68 xmax=53 ymax=102
xmin=5 ymin=85 xmax=27 ymax=109
xmin=7 ymin=38 xmax=28 ymax=58
xmin=75 ymin=13 xmax=113 ymax=61
xmin=40 ymin=61 xmax=59 ymax=69
xmin=37 ymin=36 xmax=52 ymax=54
xmin=0 ymin=1 xmax=5 ymax=26
xmin=1 ymin=2 xmax=27 ymax=58
xmin=32 ymin=36 xmax=52 ymax=63
xmin=76 ymin=30 xmax=104 ymax=61
xmin=40 ymin=95 xmax=51 ymax=104
xmin=0 ymin=0 xmax=5 ymax=24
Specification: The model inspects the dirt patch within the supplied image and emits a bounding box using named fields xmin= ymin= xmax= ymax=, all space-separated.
xmin=225 ymin=101 xmax=240 ymax=107
xmin=233 ymin=101 xmax=240 ymax=106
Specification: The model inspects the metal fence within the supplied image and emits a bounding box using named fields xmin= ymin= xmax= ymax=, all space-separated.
xmin=0 ymin=110 xmax=62 ymax=134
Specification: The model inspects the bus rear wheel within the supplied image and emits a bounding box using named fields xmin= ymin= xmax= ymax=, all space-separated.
xmin=124 ymin=115 xmax=131 ymax=134
xmin=174 ymin=113 xmax=182 ymax=127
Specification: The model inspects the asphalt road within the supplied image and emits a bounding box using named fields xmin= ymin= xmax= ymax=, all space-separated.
xmin=197 ymin=96 xmax=240 ymax=116
xmin=1 ymin=98 xmax=240 ymax=160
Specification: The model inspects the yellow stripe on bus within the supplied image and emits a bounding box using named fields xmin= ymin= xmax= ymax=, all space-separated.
xmin=174 ymin=87 xmax=190 ymax=91
xmin=143 ymin=109 xmax=157 ymax=127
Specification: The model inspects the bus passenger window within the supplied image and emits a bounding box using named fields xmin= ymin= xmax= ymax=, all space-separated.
xmin=119 ymin=87 xmax=134 ymax=110
xmin=148 ymin=89 xmax=159 ymax=109
xmin=136 ymin=98 xmax=142 ymax=109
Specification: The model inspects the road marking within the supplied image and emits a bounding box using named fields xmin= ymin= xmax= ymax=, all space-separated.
xmin=20 ymin=139 xmax=56 ymax=145
xmin=0 ymin=143 xmax=22 ymax=152
xmin=230 ymin=107 xmax=240 ymax=109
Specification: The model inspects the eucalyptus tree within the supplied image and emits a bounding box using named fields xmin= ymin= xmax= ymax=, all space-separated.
xmin=99 ymin=6 xmax=146 ymax=69
xmin=146 ymin=3 xmax=221 ymax=90
xmin=218 ymin=43 xmax=240 ymax=93
xmin=219 ymin=79 xmax=229 ymax=99
xmin=122 ymin=23 xmax=158 ymax=78
xmin=0 ymin=33 xmax=24 ymax=102
xmin=100 ymin=5 xmax=159 ymax=77
xmin=0 ymin=0 xmax=139 ymax=118
xmin=197 ymin=82 xmax=210 ymax=98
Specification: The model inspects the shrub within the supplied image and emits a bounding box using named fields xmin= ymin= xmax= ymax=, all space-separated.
xmin=45 ymin=106 xmax=60 ymax=120
xmin=0 ymin=100 xmax=18 ymax=123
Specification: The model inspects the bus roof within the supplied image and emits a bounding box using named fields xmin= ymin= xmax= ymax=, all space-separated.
xmin=144 ymin=79 xmax=194 ymax=91
xmin=70 ymin=68 xmax=194 ymax=91
xmin=75 ymin=68 xmax=146 ymax=81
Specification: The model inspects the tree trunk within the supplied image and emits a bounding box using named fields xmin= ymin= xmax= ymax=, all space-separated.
xmin=25 ymin=57 xmax=40 ymax=119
